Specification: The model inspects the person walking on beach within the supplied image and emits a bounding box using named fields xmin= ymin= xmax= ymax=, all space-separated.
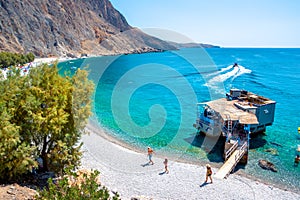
xmin=147 ymin=147 xmax=154 ymax=165
xmin=205 ymin=164 xmax=213 ymax=183
xmin=294 ymin=155 xmax=300 ymax=167
xmin=163 ymin=158 xmax=169 ymax=174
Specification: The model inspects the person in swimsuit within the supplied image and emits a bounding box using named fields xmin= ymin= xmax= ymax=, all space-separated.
xmin=205 ymin=164 xmax=213 ymax=183
xmin=163 ymin=158 xmax=169 ymax=174
xmin=147 ymin=147 xmax=154 ymax=165
xmin=295 ymin=155 xmax=300 ymax=167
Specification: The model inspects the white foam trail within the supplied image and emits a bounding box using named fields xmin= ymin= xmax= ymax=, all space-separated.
xmin=206 ymin=65 xmax=233 ymax=77
xmin=202 ymin=65 xmax=238 ymax=96
xmin=232 ymin=65 xmax=251 ymax=81
xmin=220 ymin=65 xmax=234 ymax=73
xmin=208 ymin=66 xmax=239 ymax=84
xmin=203 ymin=64 xmax=252 ymax=95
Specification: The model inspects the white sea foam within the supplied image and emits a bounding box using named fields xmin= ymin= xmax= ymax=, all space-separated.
xmin=208 ymin=65 xmax=239 ymax=84
xmin=231 ymin=65 xmax=252 ymax=81
xmin=205 ymin=65 xmax=233 ymax=77
xmin=220 ymin=65 xmax=234 ymax=73
xmin=203 ymin=65 xmax=251 ymax=95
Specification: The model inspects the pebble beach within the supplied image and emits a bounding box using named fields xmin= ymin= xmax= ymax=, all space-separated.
xmin=80 ymin=121 xmax=300 ymax=200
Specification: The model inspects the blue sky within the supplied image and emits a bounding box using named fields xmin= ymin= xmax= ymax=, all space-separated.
xmin=110 ymin=0 xmax=300 ymax=47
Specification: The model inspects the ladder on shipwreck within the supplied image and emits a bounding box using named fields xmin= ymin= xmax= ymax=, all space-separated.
xmin=215 ymin=141 xmax=248 ymax=179
xmin=227 ymin=117 xmax=233 ymax=137
xmin=223 ymin=114 xmax=233 ymax=138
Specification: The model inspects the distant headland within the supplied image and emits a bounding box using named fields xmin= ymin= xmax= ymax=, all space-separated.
xmin=167 ymin=41 xmax=220 ymax=49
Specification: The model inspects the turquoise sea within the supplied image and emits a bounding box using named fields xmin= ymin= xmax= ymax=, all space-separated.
xmin=59 ymin=48 xmax=300 ymax=191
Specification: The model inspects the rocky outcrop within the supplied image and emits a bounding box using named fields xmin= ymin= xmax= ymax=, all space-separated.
xmin=0 ymin=0 xmax=175 ymax=57
xmin=0 ymin=184 xmax=37 ymax=200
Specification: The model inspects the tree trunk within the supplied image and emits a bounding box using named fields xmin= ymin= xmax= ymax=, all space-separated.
xmin=41 ymin=135 xmax=48 ymax=172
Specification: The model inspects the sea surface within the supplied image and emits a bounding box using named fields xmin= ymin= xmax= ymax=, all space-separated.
xmin=58 ymin=48 xmax=300 ymax=191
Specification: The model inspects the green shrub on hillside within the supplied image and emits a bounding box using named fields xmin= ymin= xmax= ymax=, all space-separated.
xmin=0 ymin=52 xmax=35 ymax=68
xmin=37 ymin=169 xmax=120 ymax=200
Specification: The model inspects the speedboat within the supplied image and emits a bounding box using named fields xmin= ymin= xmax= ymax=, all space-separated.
xmin=70 ymin=66 xmax=77 ymax=70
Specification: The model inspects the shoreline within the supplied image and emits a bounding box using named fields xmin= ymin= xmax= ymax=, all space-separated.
xmin=81 ymin=119 xmax=300 ymax=199
xmin=85 ymin=119 xmax=299 ymax=194
xmin=0 ymin=57 xmax=73 ymax=79
xmin=33 ymin=57 xmax=75 ymax=65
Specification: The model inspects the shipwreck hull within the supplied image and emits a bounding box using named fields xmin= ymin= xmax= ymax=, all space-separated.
xmin=194 ymin=119 xmax=222 ymax=137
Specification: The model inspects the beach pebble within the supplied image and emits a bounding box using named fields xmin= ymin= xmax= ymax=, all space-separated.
xmin=7 ymin=189 xmax=15 ymax=195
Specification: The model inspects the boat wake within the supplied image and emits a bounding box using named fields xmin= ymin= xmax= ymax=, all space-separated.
xmin=207 ymin=65 xmax=239 ymax=83
xmin=232 ymin=65 xmax=252 ymax=81
xmin=203 ymin=64 xmax=252 ymax=94
xmin=205 ymin=65 xmax=233 ymax=77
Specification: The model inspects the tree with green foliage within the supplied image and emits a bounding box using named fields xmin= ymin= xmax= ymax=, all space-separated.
xmin=37 ymin=169 xmax=120 ymax=200
xmin=0 ymin=63 xmax=94 ymax=180
xmin=0 ymin=67 xmax=37 ymax=180
xmin=0 ymin=51 xmax=35 ymax=68
xmin=26 ymin=52 xmax=35 ymax=63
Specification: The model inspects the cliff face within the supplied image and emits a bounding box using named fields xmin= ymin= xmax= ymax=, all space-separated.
xmin=0 ymin=0 xmax=175 ymax=57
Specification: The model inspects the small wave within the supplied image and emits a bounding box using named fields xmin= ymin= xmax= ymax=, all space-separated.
xmin=236 ymin=58 xmax=243 ymax=62
xmin=253 ymin=54 xmax=264 ymax=58
xmin=249 ymin=80 xmax=268 ymax=89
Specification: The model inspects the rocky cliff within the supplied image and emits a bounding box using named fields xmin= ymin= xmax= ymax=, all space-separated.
xmin=0 ymin=0 xmax=175 ymax=57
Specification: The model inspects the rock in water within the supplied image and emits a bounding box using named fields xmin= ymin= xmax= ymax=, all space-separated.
xmin=264 ymin=148 xmax=279 ymax=156
xmin=269 ymin=142 xmax=283 ymax=147
xmin=258 ymin=159 xmax=277 ymax=172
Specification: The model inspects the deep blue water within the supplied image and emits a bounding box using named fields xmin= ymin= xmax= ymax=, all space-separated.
xmin=58 ymin=48 xmax=300 ymax=191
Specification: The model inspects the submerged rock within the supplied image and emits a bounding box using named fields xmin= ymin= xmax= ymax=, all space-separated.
xmin=264 ymin=148 xmax=279 ymax=156
xmin=258 ymin=159 xmax=277 ymax=172
xmin=269 ymin=142 xmax=283 ymax=147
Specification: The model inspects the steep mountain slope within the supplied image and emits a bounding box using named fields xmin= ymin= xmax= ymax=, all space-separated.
xmin=0 ymin=0 xmax=175 ymax=57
